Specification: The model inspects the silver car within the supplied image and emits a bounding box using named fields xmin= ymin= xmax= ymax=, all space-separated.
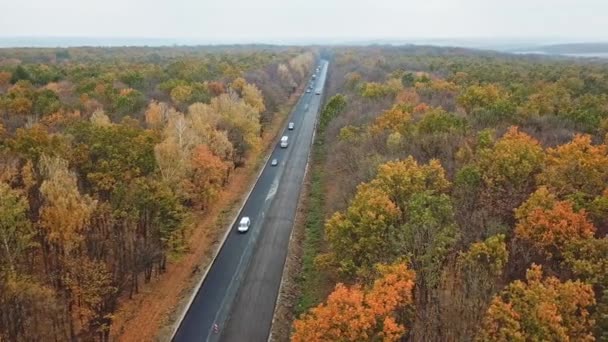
xmin=271 ymin=158 xmax=278 ymax=166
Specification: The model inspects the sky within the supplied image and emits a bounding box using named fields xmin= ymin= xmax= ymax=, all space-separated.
xmin=0 ymin=0 xmax=607 ymax=44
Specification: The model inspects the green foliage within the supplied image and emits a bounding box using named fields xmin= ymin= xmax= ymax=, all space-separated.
xmin=33 ymin=89 xmax=61 ymax=116
xmin=319 ymin=94 xmax=346 ymax=130
xmin=67 ymin=121 xmax=158 ymax=194
xmin=402 ymin=192 xmax=458 ymax=288
xmin=112 ymin=89 xmax=146 ymax=118
xmin=9 ymin=125 xmax=69 ymax=162
xmin=458 ymin=234 xmax=508 ymax=278
xmin=0 ymin=183 xmax=33 ymax=273
xmin=10 ymin=65 xmax=31 ymax=84
xmin=401 ymin=72 xmax=415 ymax=87
xmin=416 ymin=109 xmax=467 ymax=134
xmin=563 ymin=237 xmax=608 ymax=288
xmin=326 ymin=184 xmax=401 ymax=276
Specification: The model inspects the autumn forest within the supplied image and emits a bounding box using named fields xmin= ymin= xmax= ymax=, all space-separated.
xmin=0 ymin=46 xmax=314 ymax=340
xmin=0 ymin=44 xmax=607 ymax=342
xmin=290 ymin=46 xmax=608 ymax=342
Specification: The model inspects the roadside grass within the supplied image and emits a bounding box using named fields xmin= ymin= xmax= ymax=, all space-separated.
xmin=294 ymin=94 xmax=347 ymax=316
xmin=294 ymin=142 xmax=328 ymax=315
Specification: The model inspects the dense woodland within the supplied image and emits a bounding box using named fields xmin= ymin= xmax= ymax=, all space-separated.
xmin=0 ymin=46 xmax=315 ymax=340
xmin=292 ymin=46 xmax=608 ymax=341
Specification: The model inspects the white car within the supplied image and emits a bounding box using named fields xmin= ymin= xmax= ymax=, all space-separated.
xmin=237 ymin=216 xmax=251 ymax=233
xmin=271 ymin=158 xmax=278 ymax=166
xmin=306 ymin=88 xmax=311 ymax=93
xmin=288 ymin=122 xmax=294 ymax=130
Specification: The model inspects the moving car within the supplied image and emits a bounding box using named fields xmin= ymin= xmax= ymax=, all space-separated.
xmin=280 ymin=135 xmax=289 ymax=148
xmin=315 ymin=90 xmax=321 ymax=95
xmin=271 ymin=158 xmax=278 ymax=166
xmin=288 ymin=122 xmax=294 ymax=130
xmin=306 ymin=88 xmax=311 ymax=93
xmin=237 ymin=216 xmax=250 ymax=233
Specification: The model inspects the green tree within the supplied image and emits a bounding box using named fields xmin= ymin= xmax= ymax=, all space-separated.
xmin=326 ymin=184 xmax=401 ymax=276
xmin=0 ymin=183 xmax=33 ymax=273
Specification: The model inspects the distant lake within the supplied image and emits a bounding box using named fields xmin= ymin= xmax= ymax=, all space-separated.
xmin=514 ymin=51 xmax=608 ymax=58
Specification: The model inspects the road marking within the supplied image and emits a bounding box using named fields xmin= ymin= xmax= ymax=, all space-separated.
xmin=266 ymin=177 xmax=279 ymax=201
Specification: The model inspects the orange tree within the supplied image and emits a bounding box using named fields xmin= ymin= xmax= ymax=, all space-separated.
xmin=514 ymin=187 xmax=596 ymax=259
xmin=292 ymin=263 xmax=415 ymax=342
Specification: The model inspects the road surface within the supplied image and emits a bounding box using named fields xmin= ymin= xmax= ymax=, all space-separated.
xmin=173 ymin=60 xmax=329 ymax=342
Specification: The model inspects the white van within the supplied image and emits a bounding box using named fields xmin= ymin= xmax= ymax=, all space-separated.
xmin=237 ymin=217 xmax=250 ymax=233
xmin=280 ymin=136 xmax=289 ymax=148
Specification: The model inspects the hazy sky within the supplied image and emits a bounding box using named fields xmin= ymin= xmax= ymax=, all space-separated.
xmin=1 ymin=0 xmax=607 ymax=42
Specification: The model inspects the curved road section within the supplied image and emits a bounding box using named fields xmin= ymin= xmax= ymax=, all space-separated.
xmin=173 ymin=60 xmax=329 ymax=342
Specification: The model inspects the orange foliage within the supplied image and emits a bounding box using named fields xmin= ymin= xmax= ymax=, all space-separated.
xmin=515 ymin=195 xmax=595 ymax=258
xmin=395 ymin=89 xmax=420 ymax=105
xmin=413 ymin=103 xmax=430 ymax=113
xmin=292 ymin=263 xmax=415 ymax=342
xmin=189 ymin=145 xmax=228 ymax=208
xmin=207 ymin=81 xmax=225 ymax=96
xmin=0 ymin=71 xmax=11 ymax=90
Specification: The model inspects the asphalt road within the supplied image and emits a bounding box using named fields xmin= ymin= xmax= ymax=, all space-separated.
xmin=173 ymin=60 xmax=329 ymax=342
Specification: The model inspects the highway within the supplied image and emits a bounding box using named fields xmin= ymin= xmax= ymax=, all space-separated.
xmin=173 ymin=59 xmax=329 ymax=342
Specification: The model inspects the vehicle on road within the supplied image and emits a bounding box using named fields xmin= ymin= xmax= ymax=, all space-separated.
xmin=306 ymin=88 xmax=311 ymax=93
xmin=315 ymin=90 xmax=321 ymax=95
xmin=280 ymin=135 xmax=289 ymax=148
xmin=271 ymin=158 xmax=278 ymax=166
xmin=288 ymin=122 xmax=294 ymax=130
xmin=237 ymin=217 xmax=251 ymax=233
xmin=312 ymin=74 xmax=316 ymax=79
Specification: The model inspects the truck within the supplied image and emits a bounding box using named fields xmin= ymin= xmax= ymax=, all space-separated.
xmin=280 ymin=135 xmax=289 ymax=148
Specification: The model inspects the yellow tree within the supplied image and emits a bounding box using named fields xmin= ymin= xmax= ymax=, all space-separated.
xmin=370 ymin=105 xmax=412 ymax=136
xmin=371 ymin=157 xmax=450 ymax=213
xmin=457 ymin=83 xmax=502 ymax=114
xmin=538 ymin=134 xmax=608 ymax=205
xmin=476 ymin=126 xmax=544 ymax=221
xmin=242 ymin=83 xmax=266 ymax=114
xmin=39 ymin=155 xmax=96 ymax=252
xmin=477 ymin=264 xmax=595 ymax=342
xmin=89 ymin=109 xmax=111 ymax=127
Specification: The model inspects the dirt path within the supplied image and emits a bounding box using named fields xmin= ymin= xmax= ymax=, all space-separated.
xmin=110 ymin=94 xmax=298 ymax=342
